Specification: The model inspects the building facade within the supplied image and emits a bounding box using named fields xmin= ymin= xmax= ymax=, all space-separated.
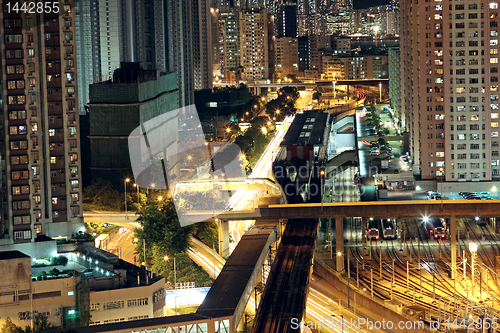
xmin=401 ymin=0 xmax=500 ymax=181
xmin=0 ymin=1 xmax=84 ymax=245
xmin=87 ymin=64 xmax=179 ymax=186
xmin=322 ymin=54 xmax=388 ymax=81
xmin=275 ymin=37 xmax=299 ymax=79
xmin=240 ymin=8 xmax=269 ymax=81
xmin=388 ymin=46 xmax=403 ymax=129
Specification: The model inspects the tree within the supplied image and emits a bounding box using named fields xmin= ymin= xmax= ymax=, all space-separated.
xmin=312 ymin=91 xmax=322 ymax=101
xmin=191 ymin=222 xmax=219 ymax=250
xmin=135 ymin=200 xmax=193 ymax=257
xmin=82 ymin=178 xmax=121 ymax=212
xmin=1 ymin=318 xmax=23 ymax=333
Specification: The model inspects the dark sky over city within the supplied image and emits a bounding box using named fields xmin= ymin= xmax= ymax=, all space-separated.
xmin=353 ymin=0 xmax=390 ymax=9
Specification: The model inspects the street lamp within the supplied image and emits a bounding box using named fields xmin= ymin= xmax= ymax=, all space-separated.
xmin=133 ymin=183 xmax=139 ymax=204
xmin=135 ymin=238 xmax=146 ymax=268
xmin=320 ymin=169 xmax=325 ymax=211
xmin=469 ymin=242 xmax=477 ymax=296
xmin=439 ymin=167 xmax=444 ymax=209
xmin=147 ymin=183 xmax=156 ymax=201
xmin=124 ymin=178 xmax=130 ymax=217
xmin=379 ymin=82 xmax=382 ymax=101
xmin=333 ymin=81 xmax=337 ymax=104
xmin=164 ymin=255 xmax=176 ymax=290
xmin=374 ymin=26 xmax=380 ymax=47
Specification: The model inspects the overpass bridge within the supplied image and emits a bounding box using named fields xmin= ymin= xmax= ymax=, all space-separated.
xmin=173 ymin=177 xmax=282 ymax=195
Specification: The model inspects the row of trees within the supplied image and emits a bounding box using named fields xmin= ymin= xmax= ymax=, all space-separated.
xmin=1 ymin=317 xmax=60 ymax=333
xmin=234 ymin=87 xmax=300 ymax=169
xmin=366 ymin=104 xmax=390 ymax=137
xmin=133 ymin=199 xmax=217 ymax=287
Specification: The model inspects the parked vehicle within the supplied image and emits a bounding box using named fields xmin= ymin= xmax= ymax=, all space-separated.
xmin=367 ymin=220 xmax=380 ymax=241
xmin=382 ymin=219 xmax=395 ymax=239
xmin=429 ymin=194 xmax=442 ymax=200
xmin=424 ymin=217 xmax=446 ymax=239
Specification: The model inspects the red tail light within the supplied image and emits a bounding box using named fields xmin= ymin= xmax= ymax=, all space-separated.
xmin=375 ymin=236 xmax=379 ymax=240
xmin=434 ymin=235 xmax=438 ymax=238
xmin=441 ymin=235 xmax=445 ymax=238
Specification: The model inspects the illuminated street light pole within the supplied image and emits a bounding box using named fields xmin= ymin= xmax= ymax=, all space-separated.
xmin=320 ymin=169 xmax=325 ymax=211
xmin=439 ymin=167 xmax=444 ymax=209
xmin=147 ymin=183 xmax=156 ymax=201
xmin=470 ymin=242 xmax=477 ymax=296
xmin=133 ymin=183 xmax=139 ymax=204
xmin=164 ymin=255 xmax=176 ymax=289
xmin=135 ymin=238 xmax=147 ymax=268
xmin=124 ymin=178 xmax=130 ymax=217
xmin=333 ymin=81 xmax=337 ymax=104
xmin=379 ymin=82 xmax=382 ymax=102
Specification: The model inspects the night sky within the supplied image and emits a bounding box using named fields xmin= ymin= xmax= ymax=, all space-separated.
xmin=353 ymin=0 xmax=391 ymax=10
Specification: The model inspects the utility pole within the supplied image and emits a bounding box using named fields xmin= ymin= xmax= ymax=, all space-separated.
xmin=406 ymin=261 xmax=409 ymax=292
xmin=347 ymin=250 xmax=350 ymax=309
xmin=409 ymin=238 xmax=413 ymax=263
xmin=213 ymin=242 xmax=217 ymax=280
xmin=418 ymin=238 xmax=421 ymax=270
xmin=379 ymin=251 xmax=383 ymax=280
xmin=433 ymin=273 xmax=436 ymax=300
xmin=391 ymin=259 xmax=395 ymax=301
xmin=356 ymin=261 xmax=359 ymax=287
xmin=371 ymin=268 xmax=374 ymax=298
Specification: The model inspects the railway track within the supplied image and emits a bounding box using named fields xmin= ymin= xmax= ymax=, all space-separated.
xmin=252 ymin=218 xmax=318 ymax=333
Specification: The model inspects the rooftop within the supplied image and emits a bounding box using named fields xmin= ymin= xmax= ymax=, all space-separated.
xmin=0 ymin=250 xmax=30 ymax=260
xmin=282 ymin=110 xmax=329 ymax=147
xmin=196 ymin=223 xmax=276 ymax=318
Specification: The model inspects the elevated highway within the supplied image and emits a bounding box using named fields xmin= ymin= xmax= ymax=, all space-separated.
xmin=173 ymin=177 xmax=282 ymax=194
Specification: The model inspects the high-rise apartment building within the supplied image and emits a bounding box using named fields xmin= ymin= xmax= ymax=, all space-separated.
xmin=275 ymin=37 xmax=299 ymax=79
xmin=0 ymin=1 xmax=83 ymax=247
xmin=119 ymin=0 xmax=166 ymax=72
xmin=214 ymin=8 xmax=241 ymax=83
xmin=75 ymin=0 xmax=121 ymax=115
xmin=277 ymin=3 xmax=297 ymax=38
xmin=193 ymin=0 xmax=213 ymax=90
xmin=165 ymin=0 xmax=195 ymax=106
xmin=240 ymin=8 xmax=269 ymax=80
xmin=401 ymin=0 xmax=500 ymax=181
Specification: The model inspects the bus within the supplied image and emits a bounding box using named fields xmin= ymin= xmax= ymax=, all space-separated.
xmin=382 ymin=219 xmax=395 ymax=240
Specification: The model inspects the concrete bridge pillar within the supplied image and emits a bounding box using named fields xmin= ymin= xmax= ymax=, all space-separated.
xmin=336 ymin=217 xmax=344 ymax=272
xmin=218 ymin=220 xmax=230 ymax=257
xmin=450 ymin=214 xmax=456 ymax=280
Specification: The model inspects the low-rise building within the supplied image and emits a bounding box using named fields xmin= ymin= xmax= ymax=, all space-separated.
xmin=0 ymin=248 xmax=165 ymax=329
xmin=280 ymin=110 xmax=330 ymax=162
xmin=322 ymin=54 xmax=388 ymax=81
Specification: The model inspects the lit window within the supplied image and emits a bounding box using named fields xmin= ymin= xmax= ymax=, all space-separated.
xmin=492 ymin=58 xmax=499 ymax=64
xmin=50 ymin=157 xmax=56 ymax=164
